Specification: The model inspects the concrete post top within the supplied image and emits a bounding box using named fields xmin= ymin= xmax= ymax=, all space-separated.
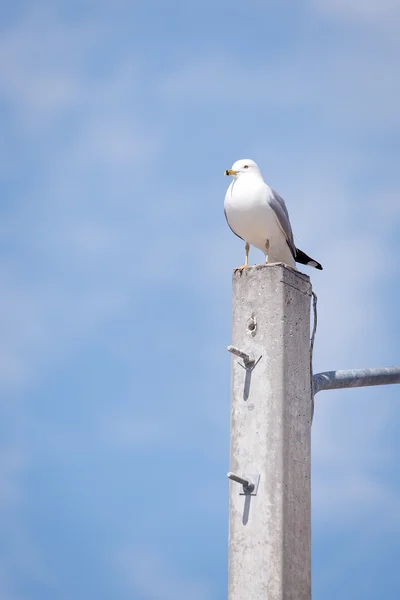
xmin=232 ymin=262 xmax=310 ymax=279
xmin=232 ymin=263 xmax=312 ymax=294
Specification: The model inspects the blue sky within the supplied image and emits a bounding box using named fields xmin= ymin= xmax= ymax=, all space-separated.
xmin=1 ymin=1 xmax=400 ymax=598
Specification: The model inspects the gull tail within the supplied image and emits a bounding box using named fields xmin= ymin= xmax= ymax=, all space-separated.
xmin=295 ymin=248 xmax=323 ymax=270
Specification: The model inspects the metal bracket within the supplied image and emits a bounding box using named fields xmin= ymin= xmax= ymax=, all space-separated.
xmin=227 ymin=472 xmax=260 ymax=496
xmin=227 ymin=345 xmax=262 ymax=372
xmin=238 ymin=355 xmax=262 ymax=372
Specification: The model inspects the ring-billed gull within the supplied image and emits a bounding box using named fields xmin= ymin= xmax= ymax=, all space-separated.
xmin=224 ymin=158 xmax=322 ymax=271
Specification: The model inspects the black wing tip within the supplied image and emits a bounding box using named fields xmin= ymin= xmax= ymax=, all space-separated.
xmin=308 ymin=260 xmax=323 ymax=270
xmin=295 ymin=249 xmax=323 ymax=270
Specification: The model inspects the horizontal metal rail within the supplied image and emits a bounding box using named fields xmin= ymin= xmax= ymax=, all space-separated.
xmin=313 ymin=367 xmax=400 ymax=395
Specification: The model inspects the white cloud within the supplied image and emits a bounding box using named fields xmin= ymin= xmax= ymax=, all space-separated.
xmin=0 ymin=435 xmax=57 ymax=600
xmin=0 ymin=448 xmax=25 ymax=511
xmin=0 ymin=515 xmax=57 ymax=600
xmin=160 ymin=56 xmax=312 ymax=108
xmin=117 ymin=548 xmax=216 ymax=600
xmin=103 ymin=415 xmax=170 ymax=447
xmin=0 ymin=11 xmax=163 ymax=165
xmin=311 ymin=0 xmax=400 ymax=22
xmin=0 ymin=275 xmax=48 ymax=387
xmin=0 ymin=16 xmax=92 ymax=129
xmin=0 ymin=13 xmax=165 ymax=389
xmin=160 ymin=36 xmax=400 ymax=132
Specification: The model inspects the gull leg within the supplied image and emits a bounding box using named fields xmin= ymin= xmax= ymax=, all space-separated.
xmin=265 ymin=239 xmax=270 ymax=264
xmin=234 ymin=242 xmax=250 ymax=272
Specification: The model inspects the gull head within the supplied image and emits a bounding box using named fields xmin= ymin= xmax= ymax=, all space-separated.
xmin=224 ymin=159 xmax=261 ymax=178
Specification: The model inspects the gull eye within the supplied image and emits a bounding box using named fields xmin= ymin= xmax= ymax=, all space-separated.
xmin=244 ymin=165 xmax=249 ymax=169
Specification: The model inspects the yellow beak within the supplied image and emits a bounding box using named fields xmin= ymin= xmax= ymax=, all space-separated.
xmin=224 ymin=169 xmax=238 ymax=176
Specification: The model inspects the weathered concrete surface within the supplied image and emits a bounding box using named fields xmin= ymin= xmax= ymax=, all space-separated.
xmin=228 ymin=264 xmax=312 ymax=600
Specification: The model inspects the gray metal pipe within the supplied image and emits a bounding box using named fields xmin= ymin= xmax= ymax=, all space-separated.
xmin=313 ymin=367 xmax=400 ymax=395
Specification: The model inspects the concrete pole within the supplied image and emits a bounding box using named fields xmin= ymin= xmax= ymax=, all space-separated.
xmin=228 ymin=264 xmax=312 ymax=600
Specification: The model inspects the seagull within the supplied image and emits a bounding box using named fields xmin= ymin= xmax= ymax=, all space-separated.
xmin=224 ymin=159 xmax=322 ymax=271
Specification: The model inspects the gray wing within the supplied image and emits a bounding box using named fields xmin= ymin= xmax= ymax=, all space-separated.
xmin=224 ymin=207 xmax=244 ymax=241
xmin=267 ymin=186 xmax=296 ymax=259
